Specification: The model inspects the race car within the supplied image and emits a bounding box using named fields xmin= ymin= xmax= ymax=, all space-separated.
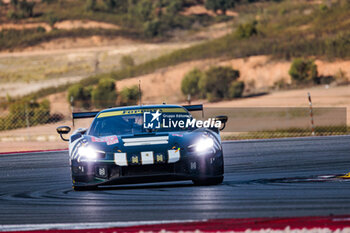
xmin=56 ymin=104 xmax=227 ymax=190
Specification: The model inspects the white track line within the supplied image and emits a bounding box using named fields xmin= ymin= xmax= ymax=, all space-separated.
xmin=0 ymin=220 xmax=204 ymax=232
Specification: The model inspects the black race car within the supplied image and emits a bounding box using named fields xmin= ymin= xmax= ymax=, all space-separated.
xmin=57 ymin=104 xmax=227 ymax=190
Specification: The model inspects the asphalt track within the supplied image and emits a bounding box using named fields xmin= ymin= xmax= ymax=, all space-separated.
xmin=0 ymin=136 xmax=349 ymax=225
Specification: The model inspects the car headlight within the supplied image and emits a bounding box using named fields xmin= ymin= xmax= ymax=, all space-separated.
xmin=195 ymin=137 xmax=214 ymax=153
xmin=78 ymin=146 xmax=98 ymax=160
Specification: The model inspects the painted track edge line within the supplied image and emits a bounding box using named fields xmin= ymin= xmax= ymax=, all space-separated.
xmin=2 ymin=216 xmax=350 ymax=233
xmin=0 ymin=148 xmax=68 ymax=155
xmin=0 ymin=220 xmax=202 ymax=232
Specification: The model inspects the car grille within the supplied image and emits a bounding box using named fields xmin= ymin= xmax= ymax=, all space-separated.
xmin=122 ymin=164 xmax=175 ymax=176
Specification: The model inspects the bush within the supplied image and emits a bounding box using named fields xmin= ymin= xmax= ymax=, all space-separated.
xmin=36 ymin=26 xmax=46 ymax=33
xmin=91 ymin=78 xmax=117 ymax=108
xmin=228 ymin=81 xmax=245 ymax=98
xmin=289 ymin=58 xmax=318 ymax=85
xmin=205 ymin=0 xmax=235 ymax=15
xmin=143 ymin=19 xmax=162 ymax=38
xmin=120 ymin=55 xmax=135 ymax=69
xmin=235 ymin=21 xmax=258 ymax=39
xmin=0 ymin=99 xmax=51 ymax=131
xmin=85 ymin=0 xmax=96 ymax=11
xmin=67 ymin=84 xmax=92 ymax=109
xmin=119 ymin=85 xmax=140 ymax=106
xmin=7 ymin=10 xmax=18 ymax=19
xmin=181 ymin=68 xmax=204 ymax=98
xmin=19 ymin=0 xmax=35 ymax=18
xmin=199 ymin=66 xmax=240 ymax=101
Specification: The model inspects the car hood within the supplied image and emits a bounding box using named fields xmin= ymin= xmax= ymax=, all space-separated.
xmin=81 ymin=129 xmax=216 ymax=153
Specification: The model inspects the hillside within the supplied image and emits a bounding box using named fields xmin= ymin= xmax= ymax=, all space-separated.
xmin=2 ymin=0 xmax=350 ymax=120
xmin=0 ymin=0 xmax=233 ymax=51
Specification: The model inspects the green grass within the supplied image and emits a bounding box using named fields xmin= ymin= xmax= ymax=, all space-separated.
xmin=0 ymin=27 xmax=141 ymax=51
xmin=222 ymin=125 xmax=349 ymax=140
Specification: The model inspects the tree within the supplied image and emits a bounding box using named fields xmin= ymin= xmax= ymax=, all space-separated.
xmin=91 ymin=78 xmax=117 ymax=108
xmin=120 ymin=55 xmax=135 ymax=69
xmin=119 ymin=85 xmax=140 ymax=106
xmin=235 ymin=21 xmax=258 ymax=39
xmin=181 ymin=68 xmax=203 ymax=98
xmin=85 ymin=0 xmax=96 ymax=12
xmin=10 ymin=0 xmax=18 ymax=7
xmin=204 ymin=0 xmax=236 ymax=15
xmin=19 ymin=0 xmax=35 ymax=17
xmin=166 ymin=0 xmax=183 ymax=15
xmin=103 ymin=0 xmax=116 ymax=9
xmin=199 ymin=66 xmax=240 ymax=101
xmin=135 ymin=0 xmax=154 ymax=21
xmin=289 ymin=58 xmax=318 ymax=85
xmin=67 ymin=84 xmax=92 ymax=108
xmin=228 ymin=81 xmax=245 ymax=98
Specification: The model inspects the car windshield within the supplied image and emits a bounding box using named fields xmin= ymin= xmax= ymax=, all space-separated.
xmin=88 ymin=107 xmax=192 ymax=136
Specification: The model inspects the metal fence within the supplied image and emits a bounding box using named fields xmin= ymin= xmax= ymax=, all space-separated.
xmin=0 ymin=105 xmax=348 ymax=144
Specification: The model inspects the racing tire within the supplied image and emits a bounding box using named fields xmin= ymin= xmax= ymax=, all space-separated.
xmin=73 ymin=185 xmax=98 ymax=191
xmin=192 ymin=176 xmax=223 ymax=186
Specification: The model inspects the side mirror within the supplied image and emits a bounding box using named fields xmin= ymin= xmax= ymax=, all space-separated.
xmin=215 ymin=115 xmax=228 ymax=131
xmin=56 ymin=126 xmax=71 ymax=141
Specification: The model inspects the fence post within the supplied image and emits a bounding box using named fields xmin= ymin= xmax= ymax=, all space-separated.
xmin=307 ymin=92 xmax=315 ymax=136
xmin=25 ymin=104 xmax=30 ymax=129
xmin=70 ymin=96 xmax=74 ymax=128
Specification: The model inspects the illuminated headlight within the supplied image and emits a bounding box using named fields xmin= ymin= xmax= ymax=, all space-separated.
xmin=78 ymin=146 xmax=98 ymax=160
xmin=195 ymin=137 xmax=214 ymax=153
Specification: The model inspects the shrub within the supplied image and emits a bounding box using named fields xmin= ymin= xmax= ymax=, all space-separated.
xmin=120 ymin=55 xmax=135 ymax=69
xmin=36 ymin=26 xmax=46 ymax=33
xmin=85 ymin=0 xmax=96 ymax=12
xmin=288 ymin=58 xmax=318 ymax=85
xmin=143 ymin=19 xmax=162 ymax=38
xmin=0 ymin=99 xmax=51 ymax=131
xmin=181 ymin=68 xmax=204 ymax=98
xmin=205 ymin=0 xmax=235 ymax=15
xmin=47 ymin=13 xmax=58 ymax=28
xmin=67 ymin=84 xmax=92 ymax=108
xmin=166 ymin=0 xmax=184 ymax=15
xmin=228 ymin=81 xmax=245 ymax=98
xmin=91 ymin=78 xmax=117 ymax=108
xmin=119 ymin=85 xmax=140 ymax=106
xmin=235 ymin=21 xmax=258 ymax=39
xmin=19 ymin=0 xmax=35 ymax=18
xmin=199 ymin=66 xmax=240 ymax=101
xmin=7 ymin=10 xmax=17 ymax=19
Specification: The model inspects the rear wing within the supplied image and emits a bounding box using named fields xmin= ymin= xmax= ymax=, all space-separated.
xmin=71 ymin=105 xmax=204 ymax=126
xmin=72 ymin=111 xmax=99 ymax=126
xmin=183 ymin=104 xmax=203 ymax=112
xmin=183 ymin=104 xmax=204 ymax=117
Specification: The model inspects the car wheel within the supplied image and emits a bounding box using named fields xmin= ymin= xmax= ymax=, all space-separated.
xmin=192 ymin=176 xmax=223 ymax=186
xmin=73 ymin=185 xmax=97 ymax=191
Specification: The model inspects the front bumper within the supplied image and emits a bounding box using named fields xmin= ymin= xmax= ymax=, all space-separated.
xmin=71 ymin=150 xmax=223 ymax=187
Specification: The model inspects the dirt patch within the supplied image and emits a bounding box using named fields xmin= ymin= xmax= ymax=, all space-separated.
xmin=0 ymin=20 xmax=120 ymax=32
xmin=20 ymin=36 xmax=135 ymax=52
xmin=181 ymin=5 xmax=238 ymax=17
xmin=0 ymin=22 xmax=51 ymax=32
xmin=55 ymin=20 xmax=120 ymax=30
xmin=116 ymin=59 xmax=221 ymax=104
xmin=117 ymin=55 xmax=350 ymax=105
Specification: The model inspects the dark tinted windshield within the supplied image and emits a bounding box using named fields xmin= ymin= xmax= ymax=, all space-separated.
xmin=88 ymin=107 xmax=192 ymax=136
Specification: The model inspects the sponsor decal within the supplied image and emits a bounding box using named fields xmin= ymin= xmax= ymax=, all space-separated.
xmin=97 ymin=108 xmax=186 ymax=118
xmin=143 ymin=110 xmax=221 ymax=130
xmin=156 ymin=154 xmax=164 ymax=162
xmin=131 ymin=155 xmax=139 ymax=164
xmin=143 ymin=110 xmax=162 ymax=129
xmin=91 ymin=136 xmax=119 ymax=145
